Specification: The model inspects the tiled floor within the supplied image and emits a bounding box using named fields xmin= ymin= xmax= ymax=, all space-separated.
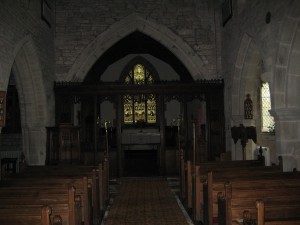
xmin=102 ymin=177 xmax=194 ymax=225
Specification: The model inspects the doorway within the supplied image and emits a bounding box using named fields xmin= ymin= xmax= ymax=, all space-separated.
xmin=123 ymin=149 xmax=159 ymax=177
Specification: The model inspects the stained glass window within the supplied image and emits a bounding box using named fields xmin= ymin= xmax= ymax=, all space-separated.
xmin=124 ymin=95 xmax=133 ymax=124
xmin=123 ymin=64 xmax=157 ymax=125
xmin=261 ymin=82 xmax=274 ymax=132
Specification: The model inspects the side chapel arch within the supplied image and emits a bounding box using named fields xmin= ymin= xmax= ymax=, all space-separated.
xmin=231 ymin=33 xmax=264 ymax=160
xmin=272 ymin=0 xmax=300 ymax=111
xmin=10 ymin=35 xmax=48 ymax=165
xmin=66 ymin=13 xmax=209 ymax=82
xmin=271 ymin=0 xmax=300 ymax=170
xmin=231 ymin=33 xmax=263 ymax=121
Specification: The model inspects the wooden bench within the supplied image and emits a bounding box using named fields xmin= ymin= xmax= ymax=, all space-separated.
xmin=6 ymin=161 xmax=110 ymax=224
xmin=1 ymin=159 xmax=110 ymax=225
xmin=23 ymin=161 xmax=110 ymax=206
xmin=203 ymin=167 xmax=299 ymax=225
xmin=181 ymin=157 xmax=269 ymax=203
xmin=5 ymin=169 xmax=96 ymax=225
xmin=0 ymin=205 xmax=56 ymax=225
xmin=217 ymin=178 xmax=300 ymax=225
xmin=0 ymin=186 xmax=80 ymax=225
xmin=0 ymin=176 xmax=89 ymax=225
xmin=180 ymin=157 xmax=281 ymax=222
xmin=252 ymin=199 xmax=300 ymax=225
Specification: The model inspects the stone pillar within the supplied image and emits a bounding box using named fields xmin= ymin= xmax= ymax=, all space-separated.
xmin=273 ymin=108 xmax=300 ymax=171
xmin=22 ymin=126 xmax=47 ymax=165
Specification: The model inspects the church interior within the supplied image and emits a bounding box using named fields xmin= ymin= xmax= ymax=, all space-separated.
xmin=0 ymin=0 xmax=300 ymax=224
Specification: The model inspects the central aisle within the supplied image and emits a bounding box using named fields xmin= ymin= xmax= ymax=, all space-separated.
xmin=102 ymin=177 xmax=193 ymax=225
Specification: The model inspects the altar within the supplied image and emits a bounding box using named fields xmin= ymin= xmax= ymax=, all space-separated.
xmin=121 ymin=128 xmax=161 ymax=151
xmin=121 ymin=128 xmax=161 ymax=176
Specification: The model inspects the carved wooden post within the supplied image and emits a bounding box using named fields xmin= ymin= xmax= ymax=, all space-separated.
xmin=191 ymin=120 xmax=199 ymax=221
xmin=194 ymin=165 xmax=201 ymax=222
xmin=187 ymin=160 xmax=192 ymax=209
xmin=180 ymin=149 xmax=186 ymax=199
xmin=225 ymin=182 xmax=232 ymax=225
xmin=92 ymin=169 xmax=98 ymax=224
xmin=103 ymin=156 xmax=109 ymax=203
xmin=207 ymin=171 xmax=214 ymax=225
xmin=98 ymin=163 xmax=104 ymax=211
xmin=41 ymin=206 xmax=52 ymax=225
xmin=256 ymin=199 xmax=265 ymax=225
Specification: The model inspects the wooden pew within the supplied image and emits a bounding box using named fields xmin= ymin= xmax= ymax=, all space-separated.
xmin=0 ymin=186 xmax=80 ymax=225
xmin=181 ymin=157 xmax=281 ymax=223
xmin=0 ymin=205 xmax=56 ymax=225
xmin=217 ymin=178 xmax=300 ymax=225
xmin=1 ymin=175 xmax=89 ymax=225
xmin=254 ymin=199 xmax=300 ymax=225
xmin=203 ymin=166 xmax=297 ymax=225
xmin=181 ymin=157 xmax=268 ymax=205
xmin=23 ymin=161 xmax=110 ymax=207
xmin=7 ymin=162 xmax=110 ymax=224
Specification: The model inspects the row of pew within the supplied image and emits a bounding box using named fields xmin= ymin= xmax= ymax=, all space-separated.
xmin=0 ymin=157 xmax=110 ymax=225
xmin=180 ymin=152 xmax=300 ymax=225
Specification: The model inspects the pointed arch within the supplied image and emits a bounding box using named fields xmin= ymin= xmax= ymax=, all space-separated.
xmin=66 ymin=13 xmax=209 ymax=82
xmin=10 ymin=35 xmax=48 ymax=165
xmin=271 ymin=0 xmax=300 ymax=170
xmin=231 ymin=33 xmax=263 ymax=118
xmin=273 ymin=0 xmax=300 ymax=112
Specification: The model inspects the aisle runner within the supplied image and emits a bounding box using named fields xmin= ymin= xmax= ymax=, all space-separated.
xmin=103 ymin=177 xmax=193 ymax=225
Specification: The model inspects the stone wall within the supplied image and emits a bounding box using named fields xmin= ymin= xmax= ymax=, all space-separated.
xmin=55 ymin=0 xmax=219 ymax=80
xmin=222 ymin=0 xmax=300 ymax=170
xmin=0 ymin=0 xmax=55 ymax=90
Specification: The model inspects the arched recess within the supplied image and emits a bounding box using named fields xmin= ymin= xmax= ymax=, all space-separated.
xmin=273 ymin=0 xmax=300 ymax=111
xmin=66 ymin=13 xmax=209 ymax=82
xmin=231 ymin=33 xmax=262 ymax=120
xmin=271 ymin=0 xmax=300 ymax=170
xmin=10 ymin=35 xmax=48 ymax=165
xmin=231 ymin=33 xmax=264 ymax=160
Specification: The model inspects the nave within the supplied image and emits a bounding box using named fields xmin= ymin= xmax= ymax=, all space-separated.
xmin=101 ymin=177 xmax=193 ymax=225
xmin=2 ymin=153 xmax=300 ymax=225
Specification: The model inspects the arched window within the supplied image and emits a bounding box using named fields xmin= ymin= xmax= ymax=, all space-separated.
xmin=122 ymin=62 xmax=158 ymax=125
xmin=261 ymin=82 xmax=274 ymax=133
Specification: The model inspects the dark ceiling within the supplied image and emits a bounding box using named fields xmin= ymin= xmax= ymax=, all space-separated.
xmin=84 ymin=31 xmax=193 ymax=83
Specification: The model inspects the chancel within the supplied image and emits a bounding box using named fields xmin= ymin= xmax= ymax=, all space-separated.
xmin=0 ymin=1 xmax=300 ymax=225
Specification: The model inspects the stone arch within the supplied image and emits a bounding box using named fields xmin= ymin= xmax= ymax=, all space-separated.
xmin=230 ymin=33 xmax=264 ymax=160
xmin=272 ymin=0 xmax=300 ymax=170
xmin=231 ymin=33 xmax=263 ymax=121
xmin=273 ymin=0 xmax=300 ymax=111
xmin=10 ymin=35 xmax=48 ymax=165
xmin=66 ymin=13 xmax=209 ymax=82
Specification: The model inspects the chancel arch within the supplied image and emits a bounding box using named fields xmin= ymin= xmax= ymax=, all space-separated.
xmin=53 ymin=24 xmax=225 ymax=176
xmin=66 ymin=13 xmax=209 ymax=82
